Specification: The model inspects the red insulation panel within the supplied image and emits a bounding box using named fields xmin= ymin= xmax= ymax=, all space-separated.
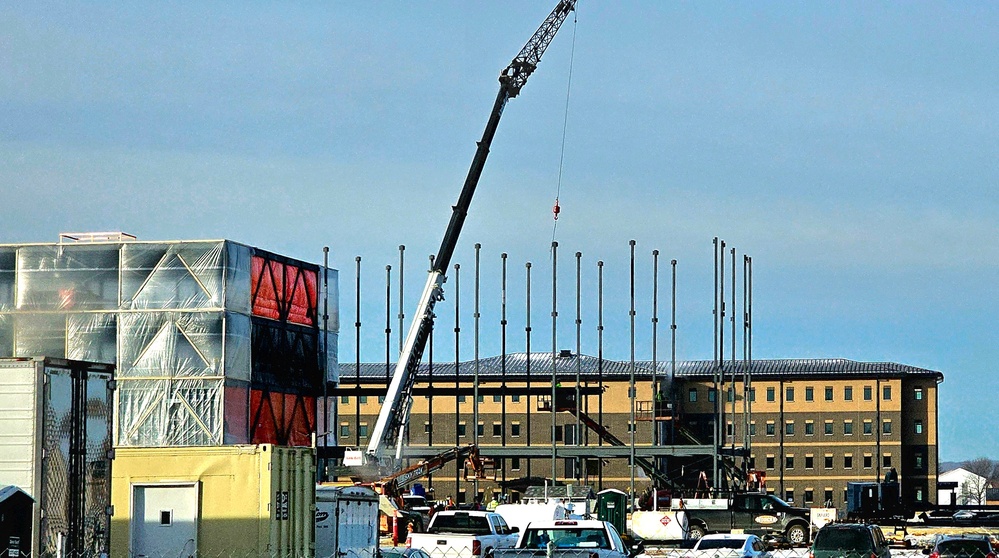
xmin=251 ymin=256 xmax=317 ymax=327
xmin=250 ymin=389 xmax=316 ymax=447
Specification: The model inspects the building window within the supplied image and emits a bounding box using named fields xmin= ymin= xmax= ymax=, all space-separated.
xmin=565 ymin=424 xmax=578 ymax=444
xmin=882 ymin=420 xmax=892 ymax=434
xmin=340 ymin=395 xmax=349 ymax=404
xmin=785 ymin=421 xmax=794 ymax=435
xmin=914 ymin=420 xmax=923 ymax=434
xmin=749 ymin=421 xmax=757 ymax=436
xmin=805 ymin=421 xmax=814 ymax=436
xmin=786 ymin=387 xmax=794 ymax=402
xmin=359 ymin=396 xmax=368 ymax=405
xmin=359 ymin=423 xmax=368 ymax=438
xmin=863 ymin=420 xmax=873 ymax=435
xmin=564 ymin=458 xmax=576 ymax=478
xmin=863 ymin=386 xmax=872 ymax=401
xmin=688 ymin=388 xmax=697 ymax=402
xmin=785 ymin=455 xmax=794 ymax=469
xmin=727 ymin=386 xmax=735 ymax=402
xmin=511 ymin=422 xmax=521 ymax=437
xmin=512 ymin=395 xmax=521 ymax=403
xmin=424 ymin=422 xmax=431 ymax=434
xmin=586 ymin=459 xmax=599 ymax=476
xmin=708 ymin=389 xmax=717 ymax=402
xmin=883 ymin=385 xmax=891 ymax=400
xmin=844 ymin=386 xmax=853 ymax=401
xmin=477 ymin=423 xmax=484 ymax=436
xmin=511 ymin=457 xmax=521 ymax=471
xmin=863 ymin=454 xmax=873 ymax=469
xmin=844 ymin=420 xmax=854 ymax=435
xmin=766 ymin=421 xmax=775 ymax=436
xmin=844 ymin=454 xmax=853 ymax=469
xmin=916 ymin=489 xmax=924 ymax=501
xmin=492 ymin=423 xmax=502 ymax=437
xmin=458 ymin=395 xmax=466 ymax=403
xmin=804 ymin=489 xmax=814 ymax=504
xmin=477 ymin=395 xmax=484 ymax=403
xmin=824 ymin=489 xmax=834 ymax=506
xmin=339 ymin=423 xmax=350 ymax=438
xmin=726 ymin=422 xmax=734 ymax=436
xmin=914 ymin=387 xmax=923 ymax=401
xmin=915 ymin=452 xmax=925 ymax=470
xmin=824 ymin=455 xmax=834 ymax=469
xmin=766 ymin=455 xmax=775 ymax=469
xmin=785 ymin=489 xmax=794 ymax=503
xmin=805 ymin=455 xmax=814 ymax=469
xmin=458 ymin=422 xmax=467 ymax=437
xmin=824 ymin=421 xmax=834 ymax=435
xmin=626 ymin=422 xmax=636 ymax=433
xmin=825 ymin=387 xmax=834 ymax=401
xmin=767 ymin=387 xmax=775 ymax=402
xmin=748 ymin=388 xmax=756 ymax=402
xmin=883 ymin=454 xmax=892 ymax=468
xmin=378 ymin=395 xmax=385 ymax=404
xmin=805 ymin=387 xmax=814 ymax=401
xmin=493 ymin=395 xmax=502 ymax=403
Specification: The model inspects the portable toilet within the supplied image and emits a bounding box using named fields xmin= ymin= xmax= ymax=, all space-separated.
xmin=597 ymin=489 xmax=628 ymax=536
xmin=0 ymin=486 xmax=34 ymax=558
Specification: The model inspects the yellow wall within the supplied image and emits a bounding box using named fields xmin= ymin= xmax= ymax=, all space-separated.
xmin=111 ymin=444 xmax=315 ymax=557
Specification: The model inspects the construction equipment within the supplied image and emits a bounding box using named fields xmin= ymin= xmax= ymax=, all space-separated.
xmin=363 ymin=444 xmax=497 ymax=504
xmin=365 ymin=0 xmax=577 ymax=467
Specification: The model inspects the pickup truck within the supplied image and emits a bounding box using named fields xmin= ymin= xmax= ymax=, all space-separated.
xmin=406 ymin=510 xmax=519 ymax=558
xmin=492 ymin=519 xmax=640 ymax=558
xmin=679 ymin=493 xmax=812 ymax=546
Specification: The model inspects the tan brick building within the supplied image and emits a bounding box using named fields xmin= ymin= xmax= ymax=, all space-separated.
xmin=334 ymin=353 xmax=942 ymax=509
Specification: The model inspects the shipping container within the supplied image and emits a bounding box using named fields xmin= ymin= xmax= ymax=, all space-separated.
xmin=0 ymin=356 xmax=114 ymax=557
xmin=110 ymin=444 xmax=315 ymax=557
xmin=315 ymin=485 xmax=380 ymax=558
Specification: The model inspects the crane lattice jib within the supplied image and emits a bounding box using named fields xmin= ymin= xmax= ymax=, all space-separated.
xmin=501 ymin=0 xmax=576 ymax=98
xmin=366 ymin=0 xmax=577 ymax=466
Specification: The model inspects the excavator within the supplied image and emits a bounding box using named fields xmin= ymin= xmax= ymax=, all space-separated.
xmin=339 ymin=0 xmax=578 ymax=543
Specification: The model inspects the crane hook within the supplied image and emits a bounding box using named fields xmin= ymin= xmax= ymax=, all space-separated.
xmin=552 ymin=198 xmax=561 ymax=221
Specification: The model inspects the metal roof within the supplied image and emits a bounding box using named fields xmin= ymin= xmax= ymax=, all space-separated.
xmin=339 ymin=352 xmax=943 ymax=382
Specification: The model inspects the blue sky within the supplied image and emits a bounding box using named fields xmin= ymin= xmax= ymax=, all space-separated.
xmin=3 ymin=2 xmax=998 ymax=461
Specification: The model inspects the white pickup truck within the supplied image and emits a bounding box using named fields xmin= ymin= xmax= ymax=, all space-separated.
xmin=492 ymin=519 xmax=641 ymax=558
xmin=406 ymin=510 xmax=520 ymax=558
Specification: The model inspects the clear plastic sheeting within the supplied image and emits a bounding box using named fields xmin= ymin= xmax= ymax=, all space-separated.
xmin=0 ymin=238 xmax=338 ymax=448
xmin=121 ymin=241 xmax=230 ymax=310
xmin=117 ymin=377 xmax=225 ymax=446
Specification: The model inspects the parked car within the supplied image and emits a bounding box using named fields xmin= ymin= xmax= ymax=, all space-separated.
xmin=924 ymin=535 xmax=996 ymax=558
xmin=406 ymin=510 xmax=519 ymax=558
xmin=684 ymin=534 xmax=771 ymax=558
xmin=493 ymin=519 xmax=640 ymax=558
xmin=810 ymin=523 xmax=891 ymax=558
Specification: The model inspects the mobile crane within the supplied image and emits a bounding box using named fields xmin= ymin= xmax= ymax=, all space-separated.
xmin=364 ymin=0 xmax=578 ymax=471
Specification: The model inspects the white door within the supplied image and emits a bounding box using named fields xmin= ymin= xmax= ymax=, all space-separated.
xmin=131 ymin=483 xmax=199 ymax=558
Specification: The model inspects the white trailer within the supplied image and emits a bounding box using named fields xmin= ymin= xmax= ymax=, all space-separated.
xmin=0 ymin=356 xmax=114 ymax=557
xmin=316 ymin=485 xmax=381 ymax=558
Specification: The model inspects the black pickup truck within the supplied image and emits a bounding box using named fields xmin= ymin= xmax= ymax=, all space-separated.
xmin=682 ymin=493 xmax=812 ymax=546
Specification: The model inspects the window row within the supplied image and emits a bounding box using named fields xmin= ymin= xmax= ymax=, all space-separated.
xmin=757 ymin=451 xmax=926 ymax=471
xmin=732 ymin=418 xmax=925 ymax=436
xmin=690 ymin=386 xmax=926 ymax=403
xmin=340 ymin=394 xmax=525 ymax=405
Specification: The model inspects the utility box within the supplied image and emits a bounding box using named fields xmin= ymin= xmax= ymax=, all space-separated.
xmin=597 ymin=489 xmax=628 ymax=536
xmin=0 ymin=357 xmax=114 ymax=557
xmin=315 ymin=485 xmax=380 ymax=558
xmin=111 ymin=444 xmax=316 ymax=557
xmin=0 ymin=486 xmax=34 ymax=558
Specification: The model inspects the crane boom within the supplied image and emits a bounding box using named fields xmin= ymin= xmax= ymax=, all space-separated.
xmin=366 ymin=0 xmax=577 ymax=464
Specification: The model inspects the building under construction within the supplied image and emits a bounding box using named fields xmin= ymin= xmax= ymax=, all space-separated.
xmin=336 ymin=353 xmax=942 ymax=509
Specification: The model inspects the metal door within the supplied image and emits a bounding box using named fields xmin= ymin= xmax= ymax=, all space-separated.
xmin=131 ymin=483 xmax=199 ymax=558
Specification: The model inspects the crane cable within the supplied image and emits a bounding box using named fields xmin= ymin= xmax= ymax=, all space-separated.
xmin=551 ymin=2 xmax=578 ymax=248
